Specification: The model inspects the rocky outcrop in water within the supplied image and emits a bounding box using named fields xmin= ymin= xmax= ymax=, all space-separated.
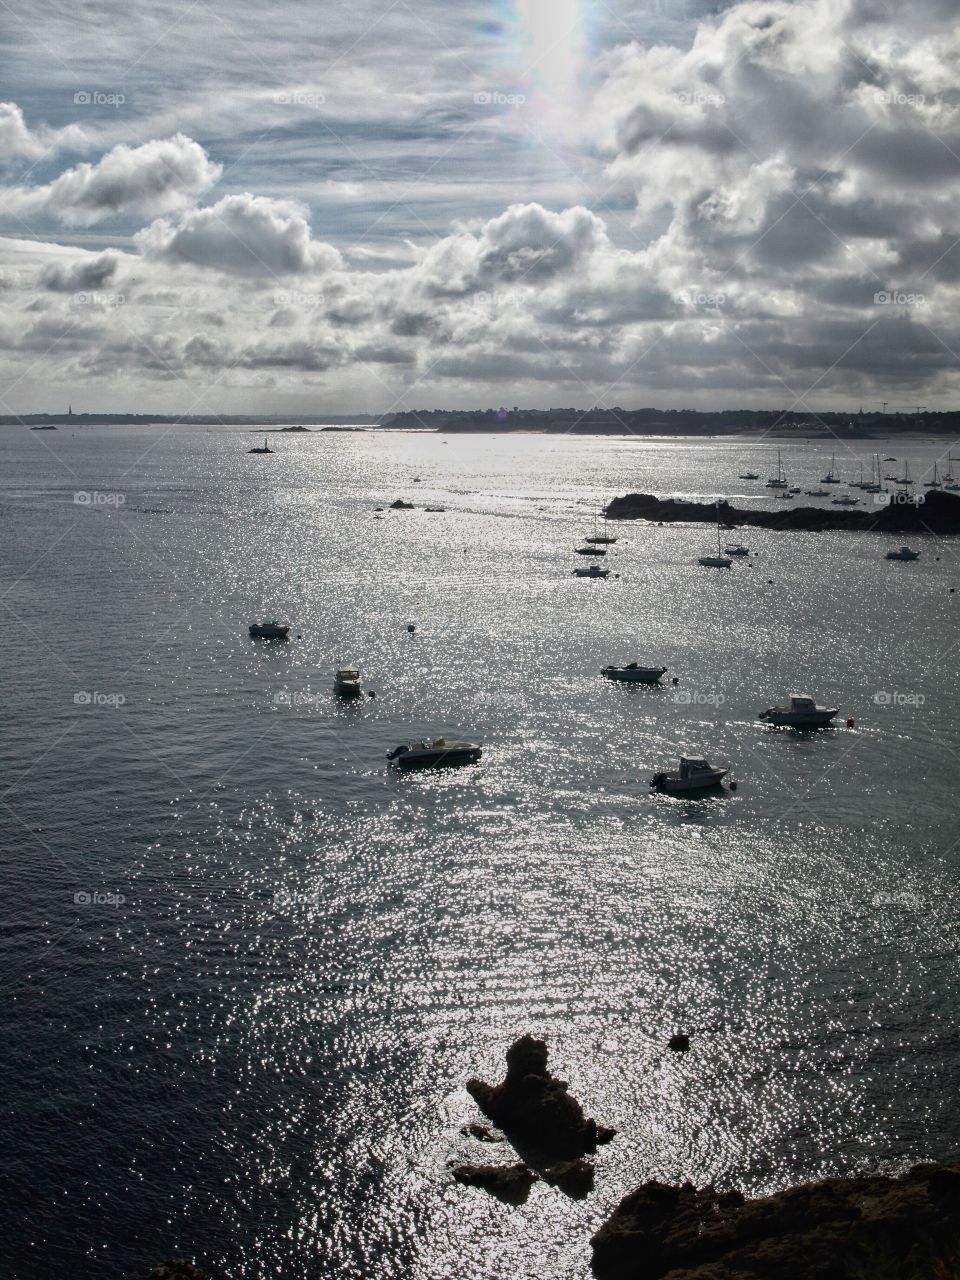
xmin=452 ymin=1161 xmax=536 ymax=1203
xmin=590 ymin=1162 xmax=960 ymax=1280
xmin=604 ymin=489 xmax=960 ymax=533
xmin=466 ymin=1034 xmax=615 ymax=1162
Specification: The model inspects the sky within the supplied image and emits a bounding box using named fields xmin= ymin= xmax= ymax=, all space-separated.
xmin=1 ymin=0 xmax=960 ymax=415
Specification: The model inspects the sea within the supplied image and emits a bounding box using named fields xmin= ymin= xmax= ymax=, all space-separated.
xmin=1 ymin=424 xmax=959 ymax=1279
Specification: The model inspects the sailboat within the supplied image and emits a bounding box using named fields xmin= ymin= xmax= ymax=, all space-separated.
xmin=821 ymin=454 xmax=841 ymax=483
xmin=895 ymin=460 xmax=913 ymax=485
xmin=699 ymin=506 xmax=733 ymax=567
xmin=924 ymin=462 xmax=942 ymax=489
xmin=585 ymin=502 xmax=617 ymax=544
xmin=248 ymin=435 xmax=273 ymax=454
xmin=765 ymin=449 xmax=787 ymax=488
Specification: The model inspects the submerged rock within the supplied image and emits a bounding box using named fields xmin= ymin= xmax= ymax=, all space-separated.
xmin=461 ymin=1121 xmax=504 ymax=1142
xmin=146 ymin=1263 xmax=208 ymax=1280
xmin=590 ymin=1163 xmax=960 ymax=1279
xmin=451 ymin=1161 xmax=536 ymax=1204
xmin=466 ymin=1034 xmax=615 ymax=1162
xmin=668 ymin=1033 xmax=690 ymax=1052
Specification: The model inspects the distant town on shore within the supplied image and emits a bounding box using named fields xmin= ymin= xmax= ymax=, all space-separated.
xmin=5 ymin=405 xmax=960 ymax=435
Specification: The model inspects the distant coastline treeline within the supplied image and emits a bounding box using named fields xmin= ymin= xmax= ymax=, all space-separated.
xmin=3 ymin=406 xmax=958 ymax=434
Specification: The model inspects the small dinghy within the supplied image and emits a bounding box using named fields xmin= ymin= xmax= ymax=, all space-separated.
xmin=249 ymin=619 xmax=290 ymax=639
xmin=387 ymin=738 xmax=482 ymax=769
xmin=758 ymin=694 xmax=838 ymax=728
xmin=601 ymin=663 xmax=668 ymax=684
xmin=651 ymin=757 xmax=728 ymax=793
xmin=573 ymin=563 xmax=610 ymax=578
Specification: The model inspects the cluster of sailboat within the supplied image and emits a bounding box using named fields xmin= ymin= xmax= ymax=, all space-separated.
xmin=746 ymin=449 xmax=960 ymax=500
xmin=572 ymin=509 xmax=618 ymax=577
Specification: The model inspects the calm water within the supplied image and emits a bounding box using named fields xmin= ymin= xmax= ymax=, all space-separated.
xmin=1 ymin=425 xmax=959 ymax=1279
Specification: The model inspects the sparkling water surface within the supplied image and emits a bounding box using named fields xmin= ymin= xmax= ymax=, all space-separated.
xmin=1 ymin=425 xmax=959 ymax=1279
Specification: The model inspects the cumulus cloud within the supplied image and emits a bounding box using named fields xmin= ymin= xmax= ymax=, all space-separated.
xmin=3 ymin=134 xmax=220 ymax=226
xmin=39 ymin=251 xmax=119 ymax=292
xmin=0 ymin=102 xmax=86 ymax=161
xmin=136 ymin=193 xmax=342 ymax=277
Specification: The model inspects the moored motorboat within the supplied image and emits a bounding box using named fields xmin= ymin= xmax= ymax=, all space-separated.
xmin=804 ymin=488 xmax=829 ymax=496
xmin=739 ymin=471 xmax=759 ymax=480
xmin=651 ymin=757 xmax=728 ymax=793
xmin=334 ymin=667 xmax=363 ymax=696
xmin=725 ymin=543 xmax=750 ymax=556
xmin=758 ymin=694 xmax=838 ymax=727
xmin=601 ymin=662 xmax=668 ymax=684
xmin=575 ymin=545 xmax=606 ymax=556
xmin=574 ymin=563 xmax=610 ymax=578
xmin=387 ymin=738 xmax=482 ymax=769
xmin=885 ymin=546 xmax=920 ymax=561
xmin=832 ymin=494 xmax=860 ymax=505
xmin=249 ymin=619 xmax=290 ymax=639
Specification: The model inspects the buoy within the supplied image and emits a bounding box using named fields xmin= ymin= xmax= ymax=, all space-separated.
xmin=368 ymin=690 xmax=376 ymax=699
xmin=729 ymin=780 xmax=738 ymax=791
xmin=672 ymin=676 xmax=679 ymax=685
xmin=407 ymin=624 xmax=416 ymax=633
xmin=951 ymin=588 xmax=956 ymax=593
xmin=846 ymin=717 xmax=855 ymax=728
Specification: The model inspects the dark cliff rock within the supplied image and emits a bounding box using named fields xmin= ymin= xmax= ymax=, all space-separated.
xmin=604 ymin=490 xmax=960 ymax=534
xmin=465 ymin=1034 xmax=615 ymax=1162
xmin=591 ymin=1162 xmax=960 ymax=1280
xmin=146 ymin=1263 xmax=208 ymax=1280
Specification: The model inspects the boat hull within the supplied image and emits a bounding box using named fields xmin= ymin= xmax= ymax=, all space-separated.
xmin=602 ymin=666 xmax=667 ymax=684
xmin=651 ymin=769 xmax=727 ymax=793
xmin=759 ymin=710 xmax=837 ymax=727
xmin=389 ymin=746 xmax=482 ymax=770
xmin=249 ymin=624 xmax=289 ymax=639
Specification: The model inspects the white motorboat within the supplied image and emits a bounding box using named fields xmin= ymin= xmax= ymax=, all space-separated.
xmin=651 ymin=757 xmax=728 ymax=793
xmin=765 ymin=449 xmax=788 ymax=487
xmin=885 ymin=546 xmax=920 ymax=561
xmin=574 ymin=563 xmax=610 ymax=578
xmin=386 ymin=738 xmax=482 ymax=769
xmin=775 ymin=492 xmax=794 ymax=500
xmin=601 ymin=663 xmax=668 ymax=684
xmin=724 ymin=543 xmax=750 ymax=556
xmin=758 ymin=694 xmax=838 ymax=728
xmin=334 ymin=667 xmax=363 ymax=696
xmin=249 ymin=619 xmax=290 ymax=639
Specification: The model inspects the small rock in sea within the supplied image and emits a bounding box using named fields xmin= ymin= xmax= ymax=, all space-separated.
xmin=462 ymin=1121 xmax=503 ymax=1142
xmin=452 ymin=1161 xmax=535 ymax=1204
xmin=390 ymin=499 xmax=415 ymax=509
xmin=146 ymin=1263 xmax=208 ymax=1280
xmin=668 ymin=1034 xmax=690 ymax=1052
xmin=542 ymin=1158 xmax=595 ymax=1198
xmin=466 ymin=1034 xmax=615 ymax=1162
